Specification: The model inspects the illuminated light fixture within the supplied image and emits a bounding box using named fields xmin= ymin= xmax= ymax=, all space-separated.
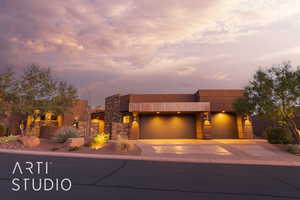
xmin=222 ymin=110 xmax=226 ymax=113
xmin=156 ymin=112 xmax=160 ymax=114
xmin=177 ymin=112 xmax=181 ymax=114
xmin=123 ymin=115 xmax=130 ymax=123
xmin=204 ymin=119 xmax=211 ymax=125
xmin=244 ymin=115 xmax=251 ymax=125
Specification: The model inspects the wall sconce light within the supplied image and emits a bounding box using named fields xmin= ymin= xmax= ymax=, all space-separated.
xmin=204 ymin=119 xmax=211 ymax=126
xmin=244 ymin=115 xmax=251 ymax=125
xmin=123 ymin=115 xmax=130 ymax=123
xmin=177 ymin=112 xmax=181 ymax=114
xmin=202 ymin=112 xmax=210 ymax=120
xmin=156 ymin=112 xmax=160 ymax=114
xmin=133 ymin=116 xmax=137 ymax=122
xmin=201 ymin=112 xmax=211 ymax=126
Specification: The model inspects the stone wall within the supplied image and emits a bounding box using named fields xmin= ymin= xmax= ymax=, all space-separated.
xmin=105 ymin=94 xmax=123 ymax=134
xmin=111 ymin=122 xmax=129 ymax=139
xmin=237 ymin=116 xmax=254 ymax=139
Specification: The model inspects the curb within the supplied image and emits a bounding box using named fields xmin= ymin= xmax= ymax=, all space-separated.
xmin=1 ymin=149 xmax=300 ymax=167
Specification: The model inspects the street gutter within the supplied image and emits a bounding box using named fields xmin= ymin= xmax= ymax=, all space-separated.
xmin=0 ymin=148 xmax=300 ymax=166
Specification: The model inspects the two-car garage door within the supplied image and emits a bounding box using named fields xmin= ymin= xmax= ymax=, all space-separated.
xmin=140 ymin=114 xmax=195 ymax=139
xmin=139 ymin=113 xmax=238 ymax=139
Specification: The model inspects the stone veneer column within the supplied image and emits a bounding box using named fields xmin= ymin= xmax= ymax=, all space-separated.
xmin=237 ymin=115 xmax=244 ymax=139
xmin=195 ymin=113 xmax=203 ymax=139
xmin=236 ymin=115 xmax=254 ymax=139
xmin=202 ymin=112 xmax=212 ymax=139
xmin=104 ymin=94 xmax=123 ymax=135
xmin=203 ymin=121 xmax=212 ymax=139
xmin=129 ymin=113 xmax=140 ymax=139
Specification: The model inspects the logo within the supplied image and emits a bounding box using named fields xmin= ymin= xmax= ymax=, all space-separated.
xmin=11 ymin=161 xmax=72 ymax=192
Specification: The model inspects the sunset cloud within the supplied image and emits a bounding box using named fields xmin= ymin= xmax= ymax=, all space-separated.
xmin=1 ymin=0 xmax=300 ymax=104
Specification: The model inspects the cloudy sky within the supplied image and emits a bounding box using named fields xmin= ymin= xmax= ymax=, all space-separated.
xmin=1 ymin=0 xmax=300 ymax=105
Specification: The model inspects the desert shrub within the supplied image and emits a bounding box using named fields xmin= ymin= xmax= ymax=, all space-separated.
xmin=68 ymin=146 xmax=80 ymax=152
xmin=90 ymin=133 xmax=110 ymax=150
xmin=0 ymin=135 xmax=18 ymax=144
xmin=0 ymin=123 xmax=7 ymax=137
xmin=287 ymin=144 xmax=300 ymax=154
xmin=50 ymin=147 xmax=60 ymax=151
xmin=263 ymin=127 xmax=293 ymax=144
xmin=84 ymin=141 xmax=91 ymax=147
xmin=53 ymin=126 xmax=80 ymax=143
xmin=114 ymin=135 xmax=134 ymax=152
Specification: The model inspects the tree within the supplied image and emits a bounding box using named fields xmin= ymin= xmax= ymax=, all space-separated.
xmin=0 ymin=69 xmax=18 ymax=118
xmin=234 ymin=62 xmax=300 ymax=144
xmin=15 ymin=64 xmax=78 ymax=128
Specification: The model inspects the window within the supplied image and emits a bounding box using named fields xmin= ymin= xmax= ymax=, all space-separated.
xmin=123 ymin=115 xmax=130 ymax=123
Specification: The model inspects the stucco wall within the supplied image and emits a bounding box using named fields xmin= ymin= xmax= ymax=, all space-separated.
xmin=63 ymin=99 xmax=89 ymax=126
xmin=196 ymin=90 xmax=244 ymax=112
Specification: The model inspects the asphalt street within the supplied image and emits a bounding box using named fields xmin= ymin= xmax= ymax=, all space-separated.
xmin=0 ymin=153 xmax=299 ymax=200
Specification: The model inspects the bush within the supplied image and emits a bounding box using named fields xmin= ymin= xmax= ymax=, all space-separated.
xmin=50 ymin=147 xmax=60 ymax=151
xmin=53 ymin=126 xmax=80 ymax=143
xmin=287 ymin=144 xmax=300 ymax=155
xmin=263 ymin=127 xmax=293 ymax=144
xmin=0 ymin=135 xmax=18 ymax=144
xmin=90 ymin=133 xmax=110 ymax=150
xmin=0 ymin=123 xmax=7 ymax=137
xmin=68 ymin=146 xmax=80 ymax=152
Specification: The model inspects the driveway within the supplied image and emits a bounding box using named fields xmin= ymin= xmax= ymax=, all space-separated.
xmin=134 ymin=139 xmax=300 ymax=165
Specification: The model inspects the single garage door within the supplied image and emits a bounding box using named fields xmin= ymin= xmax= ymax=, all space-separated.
xmin=140 ymin=114 xmax=195 ymax=139
xmin=211 ymin=113 xmax=238 ymax=139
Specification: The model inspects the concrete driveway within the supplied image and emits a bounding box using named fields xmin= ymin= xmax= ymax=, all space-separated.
xmin=134 ymin=139 xmax=300 ymax=165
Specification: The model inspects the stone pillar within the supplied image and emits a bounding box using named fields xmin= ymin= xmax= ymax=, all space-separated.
xmin=203 ymin=112 xmax=212 ymax=139
xmin=111 ymin=122 xmax=129 ymax=139
xmin=236 ymin=115 xmax=254 ymax=139
xmin=129 ymin=113 xmax=140 ymax=139
xmin=104 ymin=94 xmax=123 ymax=134
xmin=99 ymin=120 xmax=105 ymax=133
xmin=195 ymin=113 xmax=203 ymax=139
xmin=203 ymin=120 xmax=212 ymax=139
xmin=237 ymin=115 xmax=244 ymax=139
xmin=243 ymin=117 xmax=254 ymax=139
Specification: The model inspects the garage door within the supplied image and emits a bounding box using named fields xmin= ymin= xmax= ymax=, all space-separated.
xmin=140 ymin=114 xmax=195 ymax=139
xmin=211 ymin=113 xmax=237 ymax=139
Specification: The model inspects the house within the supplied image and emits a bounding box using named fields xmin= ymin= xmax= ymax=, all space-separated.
xmin=104 ymin=90 xmax=254 ymax=140
xmin=1 ymin=90 xmax=255 ymax=140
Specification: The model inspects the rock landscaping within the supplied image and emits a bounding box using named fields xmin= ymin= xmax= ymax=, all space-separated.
xmin=0 ymin=135 xmax=141 ymax=156
xmin=18 ymin=136 xmax=40 ymax=147
xmin=65 ymin=137 xmax=85 ymax=148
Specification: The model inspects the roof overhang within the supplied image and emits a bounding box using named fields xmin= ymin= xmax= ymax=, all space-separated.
xmin=129 ymin=102 xmax=210 ymax=112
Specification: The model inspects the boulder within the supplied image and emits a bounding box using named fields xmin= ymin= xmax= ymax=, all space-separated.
xmin=65 ymin=137 xmax=84 ymax=148
xmin=18 ymin=136 xmax=40 ymax=147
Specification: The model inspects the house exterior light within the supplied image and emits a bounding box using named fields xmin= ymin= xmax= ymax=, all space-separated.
xmin=123 ymin=115 xmax=130 ymax=123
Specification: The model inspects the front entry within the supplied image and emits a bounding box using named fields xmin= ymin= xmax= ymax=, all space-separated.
xmin=140 ymin=114 xmax=195 ymax=139
xmin=211 ymin=113 xmax=238 ymax=139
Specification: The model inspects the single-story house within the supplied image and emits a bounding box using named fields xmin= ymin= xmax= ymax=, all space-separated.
xmin=104 ymin=90 xmax=254 ymax=140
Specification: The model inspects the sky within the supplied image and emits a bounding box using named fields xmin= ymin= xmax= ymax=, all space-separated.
xmin=1 ymin=0 xmax=300 ymax=105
